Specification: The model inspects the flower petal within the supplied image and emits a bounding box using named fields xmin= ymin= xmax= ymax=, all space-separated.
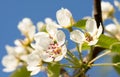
xmin=56 ymin=8 xmax=72 ymax=27
xmin=88 ymin=39 xmax=98 ymax=45
xmin=34 ymin=32 xmax=52 ymax=50
xmin=26 ymin=51 xmax=41 ymax=66
xmin=55 ymin=45 xmax=67 ymax=61
xmin=56 ymin=30 xmax=66 ymax=46
xmin=41 ymin=51 xmax=53 ymax=62
xmin=70 ymin=30 xmax=85 ymax=44
xmin=2 ymin=55 xmax=18 ymax=72
xmin=105 ymin=24 xmax=118 ymax=34
xmin=97 ymin=24 xmax=103 ymax=38
xmin=86 ymin=19 xmax=97 ymax=36
xmin=45 ymin=18 xmax=60 ymax=37
xmin=27 ymin=66 xmax=41 ymax=76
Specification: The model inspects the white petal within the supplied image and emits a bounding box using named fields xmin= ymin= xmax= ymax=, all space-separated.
xmin=2 ymin=55 xmax=18 ymax=71
xmin=14 ymin=46 xmax=25 ymax=54
xmin=86 ymin=19 xmax=97 ymax=36
xmin=34 ymin=32 xmax=52 ymax=50
xmin=45 ymin=18 xmax=60 ymax=37
xmin=20 ymin=55 xmax=28 ymax=62
xmin=27 ymin=66 xmax=41 ymax=75
xmin=105 ymin=24 xmax=118 ymax=34
xmin=56 ymin=30 xmax=66 ymax=46
xmin=37 ymin=22 xmax=45 ymax=32
xmin=14 ymin=39 xmax=22 ymax=46
xmin=41 ymin=51 xmax=53 ymax=62
xmin=56 ymin=8 xmax=72 ymax=27
xmin=18 ymin=18 xmax=35 ymax=38
xmin=34 ymin=32 xmax=49 ymax=41
xmin=101 ymin=1 xmax=114 ymax=12
xmin=55 ymin=45 xmax=67 ymax=61
xmin=3 ymin=67 xmax=16 ymax=72
xmin=70 ymin=30 xmax=85 ymax=43
xmin=26 ymin=51 xmax=41 ymax=66
xmin=46 ymin=24 xmax=58 ymax=37
xmin=88 ymin=39 xmax=98 ymax=45
xmin=5 ymin=45 xmax=15 ymax=55
xmin=97 ymin=24 xmax=103 ymax=38
xmin=114 ymin=0 xmax=120 ymax=7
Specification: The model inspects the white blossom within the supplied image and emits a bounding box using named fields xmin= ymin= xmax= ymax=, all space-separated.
xmin=33 ymin=30 xmax=67 ymax=62
xmin=37 ymin=22 xmax=46 ymax=32
xmin=2 ymin=55 xmax=19 ymax=72
xmin=114 ymin=0 xmax=120 ymax=10
xmin=26 ymin=51 xmax=45 ymax=75
xmin=56 ymin=8 xmax=74 ymax=28
xmin=18 ymin=18 xmax=36 ymax=41
xmin=70 ymin=19 xmax=102 ymax=45
xmin=105 ymin=23 xmax=120 ymax=40
xmin=101 ymin=1 xmax=114 ymax=20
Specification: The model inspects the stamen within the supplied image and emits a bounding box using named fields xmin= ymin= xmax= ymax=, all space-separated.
xmin=85 ymin=32 xmax=93 ymax=42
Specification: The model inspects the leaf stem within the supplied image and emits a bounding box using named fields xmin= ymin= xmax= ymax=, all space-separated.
xmin=76 ymin=44 xmax=83 ymax=63
xmin=89 ymin=50 xmax=111 ymax=64
xmin=91 ymin=62 xmax=120 ymax=67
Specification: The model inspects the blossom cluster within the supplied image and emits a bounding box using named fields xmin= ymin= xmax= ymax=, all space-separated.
xmin=2 ymin=0 xmax=120 ymax=76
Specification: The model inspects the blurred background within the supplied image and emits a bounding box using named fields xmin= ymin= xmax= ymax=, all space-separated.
xmin=0 ymin=0 xmax=120 ymax=77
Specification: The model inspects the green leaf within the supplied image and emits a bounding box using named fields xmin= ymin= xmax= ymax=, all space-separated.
xmin=82 ymin=42 xmax=90 ymax=50
xmin=112 ymin=54 xmax=120 ymax=75
xmin=96 ymin=34 xmax=118 ymax=49
xmin=10 ymin=66 xmax=31 ymax=77
xmin=73 ymin=19 xmax=87 ymax=29
xmin=47 ymin=62 xmax=61 ymax=77
xmin=110 ymin=43 xmax=120 ymax=53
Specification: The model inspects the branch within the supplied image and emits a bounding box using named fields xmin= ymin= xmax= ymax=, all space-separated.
xmin=91 ymin=0 xmax=104 ymax=60
xmin=94 ymin=0 xmax=104 ymax=30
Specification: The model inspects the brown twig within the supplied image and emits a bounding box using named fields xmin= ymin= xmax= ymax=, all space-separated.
xmin=92 ymin=0 xmax=104 ymax=60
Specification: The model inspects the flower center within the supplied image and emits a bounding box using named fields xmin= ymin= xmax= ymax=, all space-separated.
xmin=47 ymin=43 xmax=62 ymax=56
xmin=85 ymin=32 xmax=93 ymax=42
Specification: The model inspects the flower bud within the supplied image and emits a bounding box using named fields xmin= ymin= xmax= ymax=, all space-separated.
xmin=101 ymin=1 xmax=115 ymax=20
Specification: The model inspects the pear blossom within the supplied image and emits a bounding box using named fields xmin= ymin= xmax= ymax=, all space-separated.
xmin=101 ymin=1 xmax=115 ymax=20
xmin=105 ymin=24 xmax=120 ymax=40
xmin=70 ymin=19 xmax=102 ymax=45
xmin=56 ymin=8 xmax=75 ymax=28
xmin=2 ymin=39 xmax=33 ymax=72
xmin=37 ymin=21 xmax=46 ymax=32
xmin=18 ymin=18 xmax=36 ymax=41
xmin=32 ymin=29 xmax=67 ymax=62
xmin=114 ymin=0 xmax=120 ymax=10
xmin=2 ymin=55 xmax=19 ymax=72
xmin=26 ymin=51 xmax=45 ymax=75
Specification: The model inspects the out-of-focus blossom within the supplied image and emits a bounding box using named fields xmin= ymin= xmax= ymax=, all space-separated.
xmin=2 ymin=39 xmax=33 ymax=72
xmin=101 ymin=1 xmax=115 ymax=20
xmin=70 ymin=19 xmax=102 ymax=45
xmin=56 ymin=8 xmax=75 ymax=28
xmin=26 ymin=51 xmax=45 ymax=75
xmin=114 ymin=0 xmax=120 ymax=11
xmin=2 ymin=55 xmax=19 ymax=72
xmin=105 ymin=24 xmax=120 ymax=40
xmin=18 ymin=18 xmax=36 ymax=41
xmin=37 ymin=22 xmax=46 ymax=32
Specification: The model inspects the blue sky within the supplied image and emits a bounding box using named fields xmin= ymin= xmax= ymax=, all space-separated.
xmin=0 ymin=0 xmax=119 ymax=77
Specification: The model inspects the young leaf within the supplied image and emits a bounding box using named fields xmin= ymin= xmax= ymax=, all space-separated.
xmin=82 ymin=42 xmax=90 ymax=50
xmin=96 ymin=34 xmax=118 ymax=49
xmin=47 ymin=62 xmax=61 ymax=77
xmin=112 ymin=54 xmax=120 ymax=75
xmin=110 ymin=43 xmax=120 ymax=53
xmin=10 ymin=66 xmax=31 ymax=77
xmin=73 ymin=19 xmax=87 ymax=29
